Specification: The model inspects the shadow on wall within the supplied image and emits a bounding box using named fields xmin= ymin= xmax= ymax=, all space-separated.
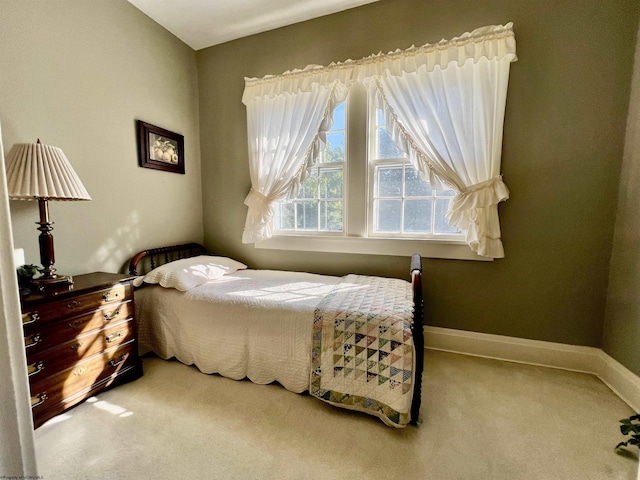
xmin=89 ymin=209 xmax=142 ymax=274
xmin=8 ymin=202 xmax=143 ymax=276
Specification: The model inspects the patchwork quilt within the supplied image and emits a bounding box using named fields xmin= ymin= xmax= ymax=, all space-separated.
xmin=310 ymin=274 xmax=415 ymax=427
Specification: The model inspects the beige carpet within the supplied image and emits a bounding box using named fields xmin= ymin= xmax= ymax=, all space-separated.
xmin=35 ymin=350 xmax=639 ymax=479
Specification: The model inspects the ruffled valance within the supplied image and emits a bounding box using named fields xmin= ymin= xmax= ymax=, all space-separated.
xmin=243 ymin=23 xmax=516 ymax=104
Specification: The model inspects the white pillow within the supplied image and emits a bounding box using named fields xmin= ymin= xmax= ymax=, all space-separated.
xmin=133 ymin=255 xmax=247 ymax=291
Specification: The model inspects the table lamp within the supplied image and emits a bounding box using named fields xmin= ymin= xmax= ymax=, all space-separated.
xmin=5 ymin=140 xmax=91 ymax=290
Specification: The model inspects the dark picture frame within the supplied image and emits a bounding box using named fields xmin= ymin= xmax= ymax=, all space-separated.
xmin=137 ymin=120 xmax=185 ymax=174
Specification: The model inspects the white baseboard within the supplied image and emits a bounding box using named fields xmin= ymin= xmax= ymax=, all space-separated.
xmin=424 ymin=326 xmax=640 ymax=413
xmin=596 ymin=349 xmax=640 ymax=414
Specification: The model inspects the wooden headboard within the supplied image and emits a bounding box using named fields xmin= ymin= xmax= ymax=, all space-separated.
xmin=128 ymin=242 xmax=207 ymax=276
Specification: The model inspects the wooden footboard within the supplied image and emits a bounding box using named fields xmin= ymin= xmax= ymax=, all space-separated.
xmin=128 ymin=242 xmax=424 ymax=425
xmin=410 ymin=253 xmax=424 ymax=425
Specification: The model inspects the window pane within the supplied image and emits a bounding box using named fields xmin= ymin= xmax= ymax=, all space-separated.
xmin=319 ymin=168 xmax=342 ymax=199
xmin=377 ymin=127 xmax=405 ymax=159
xmin=275 ymin=202 xmax=294 ymax=230
xmin=296 ymin=201 xmax=318 ymax=230
xmin=299 ymin=170 xmax=318 ymax=199
xmin=320 ymin=200 xmax=343 ymax=231
xmin=405 ymin=167 xmax=432 ymax=197
xmin=404 ymin=199 xmax=432 ymax=233
xmin=434 ymin=199 xmax=459 ymax=234
xmin=377 ymin=166 xmax=402 ymax=197
xmin=332 ymin=102 xmax=346 ymax=130
xmin=324 ymin=132 xmax=345 ymax=163
xmin=376 ymin=199 xmax=401 ymax=232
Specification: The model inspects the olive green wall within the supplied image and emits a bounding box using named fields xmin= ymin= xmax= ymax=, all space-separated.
xmin=197 ymin=0 xmax=640 ymax=347
xmin=0 ymin=0 xmax=203 ymax=275
xmin=603 ymin=20 xmax=640 ymax=376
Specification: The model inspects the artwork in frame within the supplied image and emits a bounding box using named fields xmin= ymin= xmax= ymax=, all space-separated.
xmin=137 ymin=120 xmax=185 ymax=174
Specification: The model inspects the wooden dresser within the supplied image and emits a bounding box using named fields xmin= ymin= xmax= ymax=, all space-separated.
xmin=21 ymin=272 xmax=143 ymax=428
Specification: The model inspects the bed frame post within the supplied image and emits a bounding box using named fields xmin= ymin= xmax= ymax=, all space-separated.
xmin=410 ymin=253 xmax=424 ymax=425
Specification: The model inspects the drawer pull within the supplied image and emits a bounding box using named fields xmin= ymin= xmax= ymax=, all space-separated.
xmin=103 ymin=291 xmax=120 ymax=303
xmin=105 ymin=330 xmax=125 ymax=343
xmin=109 ymin=354 xmax=127 ymax=368
xmin=68 ymin=318 xmax=88 ymax=330
xmin=103 ymin=308 xmax=121 ymax=322
xmin=22 ymin=312 xmax=40 ymax=325
xmin=67 ymin=300 xmax=81 ymax=310
xmin=70 ymin=342 xmax=83 ymax=351
xmin=25 ymin=334 xmax=42 ymax=349
xmin=31 ymin=392 xmax=48 ymax=409
xmin=28 ymin=360 xmax=45 ymax=376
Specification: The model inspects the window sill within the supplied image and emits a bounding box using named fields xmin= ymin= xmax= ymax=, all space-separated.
xmin=254 ymin=235 xmax=492 ymax=261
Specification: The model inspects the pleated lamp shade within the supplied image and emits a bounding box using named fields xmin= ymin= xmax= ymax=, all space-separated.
xmin=4 ymin=140 xmax=90 ymax=289
xmin=5 ymin=142 xmax=91 ymax=201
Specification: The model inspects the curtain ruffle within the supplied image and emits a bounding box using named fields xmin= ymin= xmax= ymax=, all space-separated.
xmin=242 ymin=188 xmax=280 ymax=243
xmin=243 ymin=23 xmax=516 ymax=103
xmin=446 ymin=177 xmax=509 ymax=258
xmin=450 ymin=204 xmax=506 ymax=258
xmin=449 ymin=176 xmax=510 ymax=214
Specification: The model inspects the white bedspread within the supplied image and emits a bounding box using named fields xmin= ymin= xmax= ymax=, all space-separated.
xmin=135 ymin=269 xmax=342 ymax=392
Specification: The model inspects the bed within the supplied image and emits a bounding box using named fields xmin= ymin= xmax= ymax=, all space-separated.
xmin=128 ymin=243 xmax=424 ymax=427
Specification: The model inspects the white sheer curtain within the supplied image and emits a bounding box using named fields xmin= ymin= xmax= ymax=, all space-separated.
xmin=369 ymin=52 xmax=513 ymax=257
xmin=242 ymin=23 xmax=516 ymax=256
xmin=242 ymin=81 xmax=348 ymax=243
xmin=0 ymin=118 xmax=38 ymax=476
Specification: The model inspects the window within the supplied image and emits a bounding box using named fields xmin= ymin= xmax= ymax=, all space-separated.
xmin=244 ymin=24 xmax=514 ymax=260
xmin=272 ymin=89 xmax=463 ymax=242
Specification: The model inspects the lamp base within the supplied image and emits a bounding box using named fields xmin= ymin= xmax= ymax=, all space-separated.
xmin=31 ymin=274 xmax=74 ymax=292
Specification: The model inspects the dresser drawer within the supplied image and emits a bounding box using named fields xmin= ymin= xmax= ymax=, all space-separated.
xmin=24 ymin=300 xmax=132 ymax=354
xmin=26 ymin=318 xmax=136 ymax=383
xmin=22 ymin=282 xmax=132 ymax=328
xmin=30 ymin=341 xmax=137 ymax=416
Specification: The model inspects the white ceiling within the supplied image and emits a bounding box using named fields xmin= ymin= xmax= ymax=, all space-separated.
xmin=127 ymin=0 xmax=379 ymax=50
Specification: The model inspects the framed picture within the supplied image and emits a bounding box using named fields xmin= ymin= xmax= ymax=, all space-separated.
xmin=137 ymin=120 xmax=185 ymax=174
